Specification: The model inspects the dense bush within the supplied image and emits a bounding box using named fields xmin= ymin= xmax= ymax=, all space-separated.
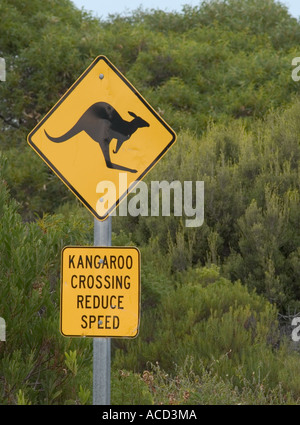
xmin=117 ymin=100 xmax=300 ymax=312
xmin=1 ymin=0 xmax=300 ymax=404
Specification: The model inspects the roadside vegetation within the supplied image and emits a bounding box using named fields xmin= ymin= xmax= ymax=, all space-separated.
xmin=1 ymin=0 xmax=300 ymax=404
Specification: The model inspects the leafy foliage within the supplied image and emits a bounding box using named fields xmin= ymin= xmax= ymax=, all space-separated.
xmin=1 ymin=0 xmax=300 ymax=404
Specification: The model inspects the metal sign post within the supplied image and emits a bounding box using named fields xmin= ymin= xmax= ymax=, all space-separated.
xmin=0 ymin=59 xmax=6 ymax=343
xmin=0 ymin=58 xmax=5 ymax=82
xmin=27 ymin=55 xmax=176 ymax=406
xmin=93 ymin=216 xmax=111 ymax=405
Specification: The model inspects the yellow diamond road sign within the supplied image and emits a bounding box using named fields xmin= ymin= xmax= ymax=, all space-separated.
xmin=27 ymin=56 xmax=176 ymax=220
xmin=60 ymin=246 xmax=140 ymax=338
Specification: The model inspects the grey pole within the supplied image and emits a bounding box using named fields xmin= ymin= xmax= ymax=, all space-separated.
xmin=93 ymin=216 xmax=112 ymax=405
xmin=0 ymin=58 xmax=5 ymax=82
xmin=0 ymin=62 xmax=6 ymax=340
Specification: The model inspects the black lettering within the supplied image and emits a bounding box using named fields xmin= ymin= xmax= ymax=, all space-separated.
xmin=81 ymin=315 xmax=88 ymax=328
xmin=101 ymin=256 xmax=108 ymax=268
xmin=116 ymin=275 xmax=122 ymax=289
xmin=105 ymin=315 xmax=111 ymax=329
xmin=71 ymin=274 xmax=77 ymax=288
xmin=94 ymin=255 xmax=101 ymax=269
xmin=98 ymin=315 xmax=104 ymax=329
xmin=85 ymin=255 xmax=93 ymax=268
xmin=93 ymin=296 xmax=100 ymax=309
xmin=104 ymin=275 xmax=110 ymax=289
xmin=77 ymin=295 xmax=84 ymax=308
xmin=96 ymin=275 xmax=102 ymax=288
xmin=126 ymin=255 xmax=133 ymax=269
xmin=81 ymin=314 xmax=120 ymax=329
xmin=89 ymin=315 xmax=96 ymax=328
xmin=110 ymin=255 xmax=117 ymax=269
xmin=87 ymin=275 xmax=94 ymax=289
xmin=113 ymin=316 xmax=119 ymax=329
xmin=79 ymin=275 xmax=86 ymax=288
xmin=78 ymin=255 xmax=84 ymax=268
xmin=69 ymin=255 xmax=75 ymax=268
xmin=85 ymin=295 xmax=91 ymax=308
xmin=118 ymin=295 xmax=124 ymax=309
xmin=124 ymin=275 xmax=130 ymax=289
xmin=118 ymin=256 xmax=124 ymax=269
xmin=102 ymin=295 xmax=108 ymax=309
xmin=110 ymin=295 xmax=116 ymax=309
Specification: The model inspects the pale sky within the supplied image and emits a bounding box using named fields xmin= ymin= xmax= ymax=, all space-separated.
xmin=71 ymin=0 xmax=300 ymax=20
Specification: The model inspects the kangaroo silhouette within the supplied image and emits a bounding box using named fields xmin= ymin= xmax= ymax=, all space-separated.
xmin=44 ymin=102 xmax=150 ymax=173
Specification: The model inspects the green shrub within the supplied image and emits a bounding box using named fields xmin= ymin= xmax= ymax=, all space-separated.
xmin=139 ymin=356 xmax=297 ymax=405
xmin=0 ymin=175 xmax=93 ymax=404
xmin=113 ymin=265 xmax=300 ymax=401
xmin=2 ymin=0 xmax=300 ymax=405
xmin=111 ymin=369 xmax=153 ymax=405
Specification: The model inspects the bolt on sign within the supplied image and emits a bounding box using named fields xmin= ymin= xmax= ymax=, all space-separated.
xmin=60 ymin=246 xmax=140 ymax=338
xmin=27 ymin=56 xmax=176 ymax=220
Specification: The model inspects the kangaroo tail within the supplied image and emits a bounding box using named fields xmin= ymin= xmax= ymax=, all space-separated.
xmin=44 ymin=123 xmax=81 ymax=143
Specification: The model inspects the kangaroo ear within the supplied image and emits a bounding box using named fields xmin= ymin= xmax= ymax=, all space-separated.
xmin=128 ymin=111 xmax=137 ymax=118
